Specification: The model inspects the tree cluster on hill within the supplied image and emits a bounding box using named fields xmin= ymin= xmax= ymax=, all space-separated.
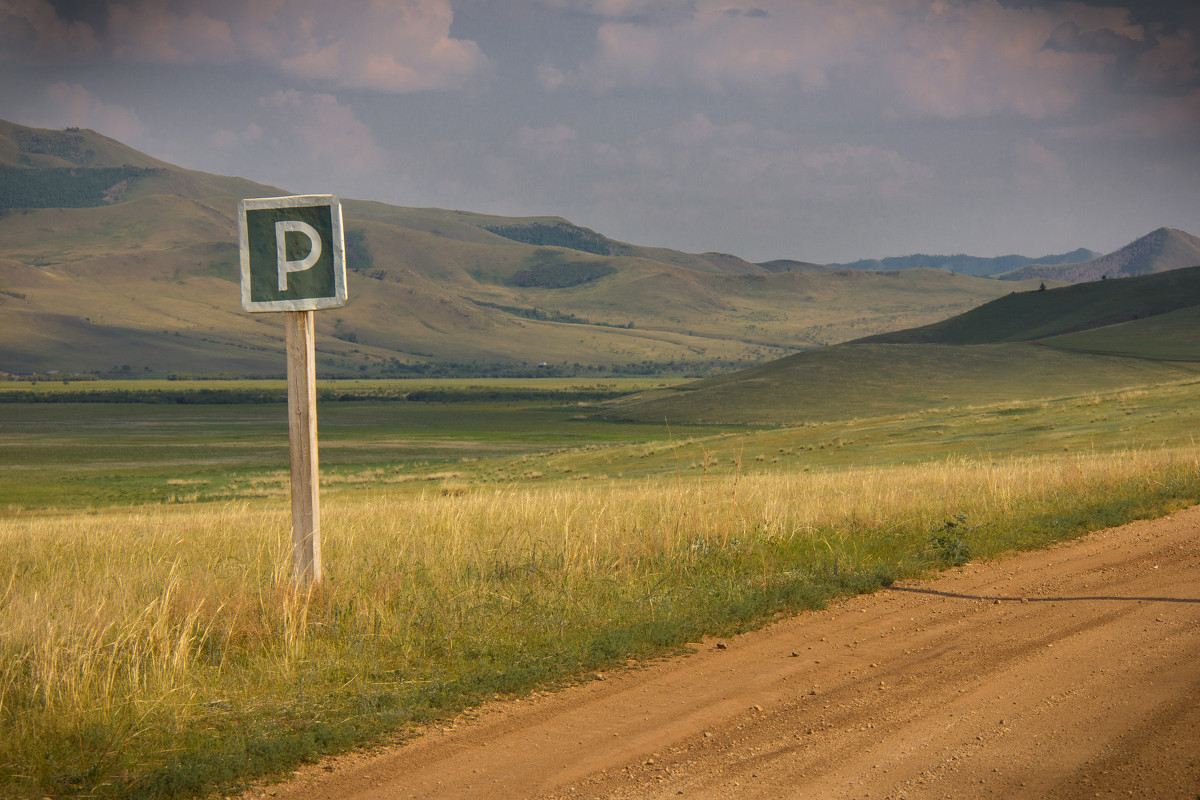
xmin=469 ymin=299 xmax=589 ymax=324
xmin=0 ymin=165 xmax=157 ymax=209
xmin=468 ymin=299 xmax=638 ymax=330
xmin=17 ymin=129 xmax=96 ymax=166
xmin=343 ymin=228 xmax=380 ymax=277
xmin=505 ymin=251 xmax=617 ymax=289
xmin=484 ymin=221 xmax=629 ymax=257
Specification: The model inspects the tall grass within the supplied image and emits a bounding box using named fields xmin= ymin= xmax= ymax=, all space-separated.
xmin=3 ymin=447 xmax=1199 ymax=798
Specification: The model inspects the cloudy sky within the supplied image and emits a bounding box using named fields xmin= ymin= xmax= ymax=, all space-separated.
xmin=1 ymin=0 xmax=1198 ymax=263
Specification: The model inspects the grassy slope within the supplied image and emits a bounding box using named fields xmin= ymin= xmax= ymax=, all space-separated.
xmin=1041 ymin=304 xmax=1200 ymax=360
xmin=0 ymin=241 xmax=1043 ymax=375
xmin=346 ymin=202 xmax=767 ymax=275
xmin=600 ymin=343 xmax=1200 ymax=424
xmin=0 ymin=119 xmax=284 ymax=200
xmin=0 ymin=121 xmax=1048 ymax=376
xmin=600 ymin=267 xmax=1200 ymax=425
xmin=0 ymin=121 xmax=169 ymax=170
xmin=860 ymin=265 xmax=1200 ymax=345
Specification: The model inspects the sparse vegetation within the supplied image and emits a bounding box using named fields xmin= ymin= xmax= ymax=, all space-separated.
xmin=929 ymin=512 xmax=972 ymax=567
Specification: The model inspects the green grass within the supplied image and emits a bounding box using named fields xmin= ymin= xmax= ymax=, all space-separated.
xmin=7 ymin=377 xmax=1200 ymax=511
xmin=0 ymin=377 xmax=676 ymax=394
xmin=0 ymin=385 xmax=711 ymax=510
xmin=0 ymin=376 xmax=669 ymax=405
xmin=4 ymin=447 xmax=1199 ymax=799
xmin=863 ymin=265 xmax=1200 ymax=345
xmin=601 ymin=341 xmax=1200 ymax=424
xmin=530 ymin=378 xmax=1200 ymax=476
xmin=5 ymin=377 xmax=1200 ymax=798
xmin=1042 ymin=304 xmax=1200 ymax=360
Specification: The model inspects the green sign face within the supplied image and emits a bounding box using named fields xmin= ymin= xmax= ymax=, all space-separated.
xmin=239 ymin=195 xmax=347 ymax=312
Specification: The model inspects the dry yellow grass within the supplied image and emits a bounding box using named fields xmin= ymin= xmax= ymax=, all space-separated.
xmin=2 ymin=446 xmax=1199 ymax=796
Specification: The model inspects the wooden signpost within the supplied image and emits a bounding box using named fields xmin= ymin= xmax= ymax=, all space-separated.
xmin=239 ymin=195 xmax=347 ymax=585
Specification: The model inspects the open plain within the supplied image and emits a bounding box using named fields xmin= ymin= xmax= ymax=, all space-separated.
xmin=260 ymin=505 xmax=1200 ymax=800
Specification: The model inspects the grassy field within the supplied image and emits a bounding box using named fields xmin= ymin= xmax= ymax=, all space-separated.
xmin=3 ymin=377 xmax=1200 ymax=798
xmin=0 ymin=379 xmax=696 ymax=510
xmin=602 ymin=266 xmax=1200 ymax=426
xmin=0 ymin=377 xmax=675 ymax=395
xmin=8 ymin=375 xmax=1200 ymax=511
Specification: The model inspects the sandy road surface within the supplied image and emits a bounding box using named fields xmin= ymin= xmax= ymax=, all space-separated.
xmin=260 ymin=507 xmax=1200 ymax=800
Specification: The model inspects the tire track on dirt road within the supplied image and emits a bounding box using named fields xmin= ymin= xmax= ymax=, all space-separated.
xmin=254 ymin=506 xmax=1200 ymax=800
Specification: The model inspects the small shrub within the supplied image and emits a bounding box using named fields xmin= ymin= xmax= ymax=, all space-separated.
xmin=929 ymin=513 xmax=972 ymax=567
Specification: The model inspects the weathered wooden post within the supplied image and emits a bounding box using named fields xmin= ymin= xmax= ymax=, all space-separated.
xmin=285 ymin=308 xmax=321 ymax=583
xmin=239 ymin=195 xmax=347 ymax=585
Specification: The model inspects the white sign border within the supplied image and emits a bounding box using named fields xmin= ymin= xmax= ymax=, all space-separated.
xmin=239 ymin=194 xmax=347 ymax=313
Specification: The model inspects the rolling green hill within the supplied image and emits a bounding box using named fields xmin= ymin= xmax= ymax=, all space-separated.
xmin=0 ymin=119 xmax=285 ymax=209
xmin=1040 ymin=304 xmax=1200 ymax=362
xmin=859 ymin=266 xmax=1200 ymax=345
xmin=599 ymin=266 xmax=1200 ymax=425
xmin=0 ymin=120 xmax=1051 ymax=379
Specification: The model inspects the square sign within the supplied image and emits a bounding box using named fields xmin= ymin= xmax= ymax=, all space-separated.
xmin=239 ymin=194 xmax=347 ymax=312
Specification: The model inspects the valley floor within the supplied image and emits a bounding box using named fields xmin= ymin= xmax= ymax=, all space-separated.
xmin=250 ymin=505 xmax=1200 ymax=800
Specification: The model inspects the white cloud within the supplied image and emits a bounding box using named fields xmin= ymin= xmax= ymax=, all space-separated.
xmin=21 ymin=82 xmax=145 ymax=144
xmin=263 ymin=0 xmax=490 ymax=93
xmin=1049 ymin=88 xmax=1200 ymax=142
xmin=515 ymin=123 xmax=579 ymax=152
xmin=1013 ymin=138 xmax=1072 ymax=192
xmin=802 ymin=142 xmax=929 ymax=198
xmin=107 ymin=2 xmax=233 ymax=64
xmin=882 ymin=0 xmax=1100 ymax=120
xmin=212 ymin=123 xmax=264 ymax=151
xmin=535 ymin=0 xmax=692 ymax=18
xmin=536 ymin=61 xmax=568 ymax=90
xmin=6 ymin=0 xmax=489 ymax=93
xmin=534 ymin=118 xmax=933 ymax=259
xmin=1121 ymin=26 xmax=1200 ymax=95
xmin=0 ymin=0 xmax=96 ymax=59
xmin=547 ymin=0 xmax=1191 ymax=122
xmin=665 ymin=113 xmax=718 ymax=147
xmin=260 ymin=90 xmax=384 ymax=177
xmin=564 ymin=3 xmax=868 ymax=92
xmin=489 ymin=112 xmax=928 ymax=226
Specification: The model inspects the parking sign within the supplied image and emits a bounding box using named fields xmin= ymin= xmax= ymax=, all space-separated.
xmin=239 ymin=195 xmax=347 ymax=312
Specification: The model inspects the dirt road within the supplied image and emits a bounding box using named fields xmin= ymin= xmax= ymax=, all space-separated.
xmin=261 ymin=507 xmax=1200 ymax=799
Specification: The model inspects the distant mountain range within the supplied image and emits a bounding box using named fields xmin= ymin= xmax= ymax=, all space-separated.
xmin=827 ymin=248 xmax=1100 ymax=278
xmin=1 ymin=118 xmax=1197 ymax=378
xmin=826 ymin=227 xmax=1200 ymax=283
xmin=997 ymin=227 xmax=1200 ymax=283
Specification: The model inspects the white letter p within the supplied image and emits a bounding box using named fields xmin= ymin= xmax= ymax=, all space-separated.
xmin=275 ymin=220 xmax=322 ymax=292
